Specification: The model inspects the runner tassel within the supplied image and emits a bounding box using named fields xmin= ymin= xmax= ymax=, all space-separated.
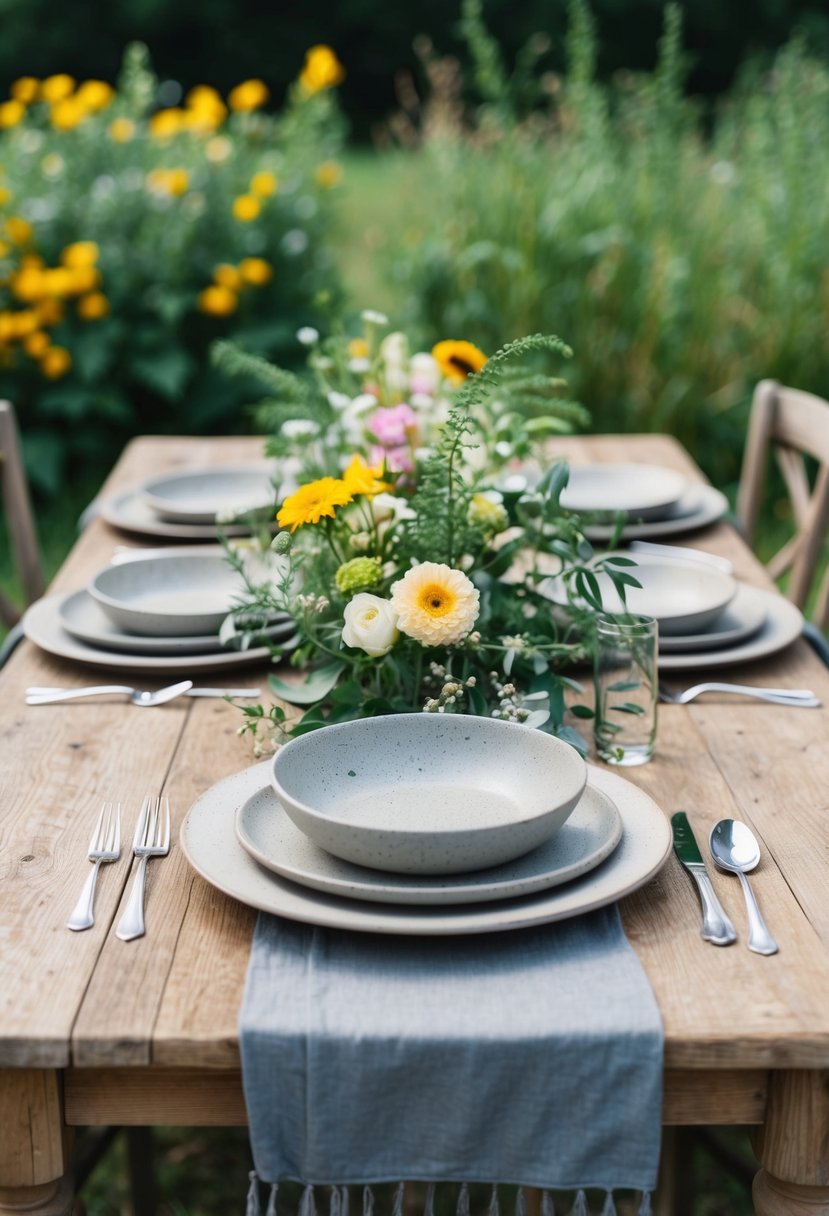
xmin=541 ymin=1191 xmax=555 ymax=1216
xmin=423 ymin=1183 xmax=436 ymax=1216
xmin=246 ymin=1171 xmax=261 ymax=1216
xmin=599 ymin=1193 xmax=617 ymax=1216
xmin=637 ymin=1193 xmax=653 ymax=1216
xmin=456 ymin=1183 xmax=470 ymax=1216
xmin=568 ymin=1191 xmax=589 ymax=1216
xmin=299 ymin=1184 xmax=316 ymax=1216
xmin=266 ymin=1183 xmax=279 ymax=1216
xmin=487 ymin=1183 xmax=500 ymax=1216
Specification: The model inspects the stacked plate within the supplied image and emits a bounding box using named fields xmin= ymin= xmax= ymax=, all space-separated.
xmin=100 ymin=462 xmax=284 ymax=540
xmin=180 ymin=717 xmax=673 ymax=936
xmin=22 ymin=549 xmax=297 ymax=674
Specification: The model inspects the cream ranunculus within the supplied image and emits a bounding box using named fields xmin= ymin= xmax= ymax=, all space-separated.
xmin=342 ymin=593 xmax=400 ymax=657
xmin=390 ymin=562 xmax=480 ymax=647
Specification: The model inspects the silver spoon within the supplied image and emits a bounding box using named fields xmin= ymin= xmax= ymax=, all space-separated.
xmin=709 ymin=820 xmax=779 ymax=955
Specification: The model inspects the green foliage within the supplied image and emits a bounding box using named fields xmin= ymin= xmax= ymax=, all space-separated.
xmin=0 ymin=44 xmax=346 ymax=495
xmin=375 ymin=7 xmax=829 ymax=488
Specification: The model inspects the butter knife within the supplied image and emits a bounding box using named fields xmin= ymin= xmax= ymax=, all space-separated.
xmin=671 ymin=811 xmax=737 ymax=946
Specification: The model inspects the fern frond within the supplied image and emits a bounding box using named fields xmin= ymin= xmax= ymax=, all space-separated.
xmin=211 ymin=340 xmax=310 ymax=403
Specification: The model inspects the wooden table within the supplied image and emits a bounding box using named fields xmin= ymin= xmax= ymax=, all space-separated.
xmin=2 ymin=434 xmax=829 ymax=1216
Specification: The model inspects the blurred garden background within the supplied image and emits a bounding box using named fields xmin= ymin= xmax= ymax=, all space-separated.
xmin=2 ymin=0 xmax=827 ymax=1209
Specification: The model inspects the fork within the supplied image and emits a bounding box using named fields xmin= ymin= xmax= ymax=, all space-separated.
xmin=26 ymin=680 xmax=193 ymax=707
xmin=658 ymin=681 xmax=821 ymax=707
xmin=115 ymin=795 xmax=171 ymax=941
xmin=66 ymin=801 xmax=122 ymax=931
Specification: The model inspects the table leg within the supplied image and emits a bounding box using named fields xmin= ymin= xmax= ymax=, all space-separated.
xmin=0 ymin=1071 xmax=74 ymax=1216
xmin=751 ymin=1070 xmax=829 ymax=1215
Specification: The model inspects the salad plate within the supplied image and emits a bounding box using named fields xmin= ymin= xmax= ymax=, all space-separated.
xmin=657 ymin=587 xmax=803 ymax=670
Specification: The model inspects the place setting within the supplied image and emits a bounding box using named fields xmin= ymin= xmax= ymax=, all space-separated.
xmin=98 ymin=460 xmax=289 ymax=541
xmin=22 ymin=546 xmax=298 ymax=675
xmin=180 ymin=714 xmax=673 ymax=936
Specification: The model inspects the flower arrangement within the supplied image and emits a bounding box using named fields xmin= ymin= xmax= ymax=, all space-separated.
xmin=0 ymin=43 xmax=346 ymax=493
xmin=215 ymin=312 xmax=635 ymax=754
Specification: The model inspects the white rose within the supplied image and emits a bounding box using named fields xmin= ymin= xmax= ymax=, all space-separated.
xmin=342 ymin=594 xmax=400 ymax=658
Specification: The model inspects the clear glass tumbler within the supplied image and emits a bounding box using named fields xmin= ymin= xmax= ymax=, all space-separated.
xmin=593 ymin=613 xmax=658 ymax=766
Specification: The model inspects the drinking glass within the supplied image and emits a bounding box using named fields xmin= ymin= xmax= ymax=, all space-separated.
xmin=593 ymin=613 xmax=658 ymax=766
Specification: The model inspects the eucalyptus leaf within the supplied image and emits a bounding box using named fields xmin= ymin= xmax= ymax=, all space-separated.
xmin=269 ymin=660 xmax=346 ymax=706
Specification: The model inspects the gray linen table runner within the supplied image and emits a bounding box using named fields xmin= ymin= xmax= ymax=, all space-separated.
xmin=239 ymin=904 xmax=663 ymax=1213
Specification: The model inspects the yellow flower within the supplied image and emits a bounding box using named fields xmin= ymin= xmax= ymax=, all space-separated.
xmin=77 ymin=292 xmax=109 ymax=320
xmin=41 ymin=75 xmax=75 ymax=103
xmin=149 ymin=108 xmax=184 ymax=138
xmin=205 ymin=135 xmax=232 ymax=163
xmin=61 ymin=241 xmax=99 ymax=268
xmin=390 ymin=562 xmax=480 ymax=647
xmin=10 ymin=309 xmax=39 ymax=337
xmin=0 ymin=240 xmax=9 ymax=256
xmin=108 ymin=117 xmax=135 ymax=143
xmin=0 ymin=100 xmax=26 ymax=129
xmin=277 ymin=477 xmax=353 ymax=532
xmin=298 ymin=45 xmax=345 ymax=95
xmin=42 ymin=266 xmax=75 ymax=296
xmin=11 ymin=266 xmax=44 ymax=301
xmin=232 ymin=193 xmax=260 ymax=222
xmin=24 ymin=330 xmax=50 ymax=358
xmin=0 ymin=186 xmax=11 ymax=206
xmin=5 ymin=216 xmax=32 ymax=245
xmin=197 ymin=284 xmax=238 ymax=316
xmin=65 ymin=266 xmax=102 ymax=294
xmin=50 ymin=98 xmax=86 ymax=131
xmin=347 ymin=337 xmax=369 ymax=358
xmin=166 ymin=168 xmax=189 ymax=196
xmin=75 ymin=80 xmax=114 ymax=111
xmin=0 ymin=312 xmax=14 ymax=343
xmin=10 ymin=78 xmax=39 ymax=104
xmin=432 ymin=339 xmax=488 ymax=384
xmin=314 ymin=160 xmax=343 ymax=189
xmin=342 ymin=454 xmax=389 ymax=497
xmin=35 ymin=297 xmax=65 ymax=325
xmin=239 ymin=257 xmax=273 ymax=286
xmin=184 ymin=86 xmax=227 ymax=130
xmin=40 ymin=345 xmax=72 ymax=378
xmin=213 ymin=263 xmax=242 ymax=291
xmin=250 ymin=170 xmax=277 ymax=197
xmin=228 ymin=79 xmax=269 ymax=112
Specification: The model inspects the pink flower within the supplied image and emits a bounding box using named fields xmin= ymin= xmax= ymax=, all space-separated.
xmin=370 ymin=444 xmax=414 ymax=473
xmin=367 ymin=403 xmax=417 ymax=448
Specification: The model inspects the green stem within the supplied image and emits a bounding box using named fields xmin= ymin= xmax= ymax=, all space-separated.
xmin=412 ymin=648 xmax=424 ymax=709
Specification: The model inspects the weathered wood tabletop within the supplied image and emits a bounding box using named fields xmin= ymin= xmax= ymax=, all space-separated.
xmin=2 ymin=434 xmax=828 ymax=1216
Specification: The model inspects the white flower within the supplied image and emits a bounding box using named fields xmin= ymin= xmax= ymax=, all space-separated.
xmin=380 ymin=331 xmax=408 ymax=368
xmin=361 ymin=309 xmax=389 ymax=326
xmin=327 ymin=390 xmax=351 ymax=411
xmin=348 ymin=357 xmax=371 ymax=373
xmin=409 ymin=352 xmax=441 ymax=393
xmin=282 ymin=419 xmax=320 ymax=440
xmin=297 ymin=326 xmax=319 ymax=345
xmin=390 ymin=562 xmax=480 ymax=647
xmin=342 ymin=593 xmax=400 ymax=658
xmin=371 ymin=493 xmax=417 ymax=524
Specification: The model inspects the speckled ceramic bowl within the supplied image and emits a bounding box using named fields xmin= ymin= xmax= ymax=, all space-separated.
xmin=89 ymin=552 xmax=246 ymax=637
xmin=270 ymin=715 xmax=587 ymax=875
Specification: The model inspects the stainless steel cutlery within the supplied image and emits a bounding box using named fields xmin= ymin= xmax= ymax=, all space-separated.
xmin=66 ymin=801 xmax=122 ymax=931
xmin=27 ymin=682 xmax=260 ymax=705
xmin=671 ymin=811 xmax=736 ymax=946
xmin=659 ymin=681 xmax=820 ymax=707
xmin=116 ymin=795 xmax=172 ymax=942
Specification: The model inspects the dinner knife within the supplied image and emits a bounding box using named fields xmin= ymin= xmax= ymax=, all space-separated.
xmin=671 ymin=811 xmax=737 ymax=946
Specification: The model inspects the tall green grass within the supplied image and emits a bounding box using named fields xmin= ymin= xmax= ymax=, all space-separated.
xmin=376 ymin=1 xmax=829 ymax=488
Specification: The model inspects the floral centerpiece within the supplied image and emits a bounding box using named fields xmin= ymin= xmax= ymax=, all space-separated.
xmin=213 ymin=312 xmax=636 ymax=754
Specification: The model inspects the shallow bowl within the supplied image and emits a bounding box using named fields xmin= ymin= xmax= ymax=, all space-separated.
xmin=140 ymin=464 xmax=277 ymax=524
xmin=89 ymin=553 xmax=247 ymax=637
xmin=270 ymin=715 xmax=587 ymax=875
xmin=559 ymin=464 xmax=688 ymax=521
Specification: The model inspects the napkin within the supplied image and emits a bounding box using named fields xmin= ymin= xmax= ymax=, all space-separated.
xmin=239 ymin=905 xmax=663 ymax=1211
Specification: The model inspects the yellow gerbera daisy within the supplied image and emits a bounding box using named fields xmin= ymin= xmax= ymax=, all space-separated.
xmin=342 ymin=454 xmax=389 ymax=497
xmin=277 ymin=477 xmax=353 ymax=532
xmin=390 ymin=562 xmax=480 ymax=647
xmin=432 ymin=339 xmax=487 ymax=384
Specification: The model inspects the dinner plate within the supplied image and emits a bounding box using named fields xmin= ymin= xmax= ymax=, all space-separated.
xmin=235 ymin=781 xmax=623 ymax=905
xmin=658 ymin=586 xmax=803 ymax=670
xmin=58 ymin=589 xmax=296 ymax=656
xmin=657 ymin=583 xmax=767 ymax=653
xmin=141 ymin=464 xmax=279 ymax=524
xmin=23 ymin=593 xmax=292 ymax=673
xmin=581 ymin=485 xmax=729 ymax=543
xmin=560 ymin=464 xmax=688 ymax=521
xmin=180 ymin=761 xmax=672 ymax=935
xmin=100 ymin=488 xmax=258 ymax=540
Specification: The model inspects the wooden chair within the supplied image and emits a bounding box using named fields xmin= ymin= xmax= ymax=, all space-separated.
xmin=0 ymin=399 xmax=44 ymax=627
xmin=736 ymin=379 xmax=829 ymax=628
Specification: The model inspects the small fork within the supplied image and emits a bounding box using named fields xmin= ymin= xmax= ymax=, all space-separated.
xmin=658 ymin=681 xmax=820 ymax=707
xmin=115 ymin=795 xmax=171 ymax=942
xmin=66 ymin=801 xmax=122 ymax=932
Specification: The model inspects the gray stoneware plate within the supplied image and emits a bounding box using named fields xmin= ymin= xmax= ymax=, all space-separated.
xmin=100 ymin=488 xmax=256 ymax=539
xmin=23 ymin=593 xmax=289 ymax=673
xmin=235 ymin=781 xmax=623 ymax=906
xmin=559 ymin=463 xmax=688 ymax=521
xmin=180 ymin=760 xmax=672 ymax=936
xmin=141 ymin=464 xmax=278 ymax=524
xmin=657 ymin=586 xmax=803 ymax=671
xmin=581 ymin=484 xmax=729 ymax=543
xmin=657 ymin=583 xmax=767 ymax=653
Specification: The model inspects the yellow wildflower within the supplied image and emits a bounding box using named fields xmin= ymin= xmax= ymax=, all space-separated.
xmin=0 ymin=187 xmax=11 ymax=206
xmin=228 ymin=79 xmax=269 ymax=112
xmin=239 ymin=257 xmax=273 ymax=286
xmin=77 ymin=292 xmax=110 ymax=320
xmin=150 ymin=108 xmax=184 ymax=138
xmin=347 ymin=337 xmax=369 ymax=359
xmin=197 ymin=284 xmax=238 ymax=316
xmin=61 ymin=241 xmax=99 ymax=268
xmin=213 ymin=263 xmax=242 ymax=291
xmin=40 ymin=345 xmax=72 ymax=378
xmin=10 ymin=309 xmax=39 ymax=337
xmin=250 ymin=170 xmax=277 ymax=197
xmin=50 ymin=98 xmax=86 ymax=131
xmin=432 ymin=339 xmax=488 ymax=384
xmin=314 ymin=161 xmax=343 ymax=189
xmin=67 ymin=266 xmax=101 ymax=294
xmin=11 ymin=266 xmax=43 ymax=302
xmin=75 ymin=80 xmax=114 ymax=111
xmin=277 ymin=477 xmax=353 ymax=532
xmin=5 ymin=216 xmax=32 ymax=245
xmin=42 ymin=267 xmax=75 ymax=296
xmin=205 ymin=135 xmax=232 ymax=163
xmin=35 ymin=297 xmax=64 ymax=325
xmin=232 ymin=194 xmax=260 ymax=222
xmin=108 ymin=117 xmax=135 ymax=143
xmin=0 ymin=100 xmax=25 ymax=129
xmin=10 ymin=78 xmax=39 ymax=104
xmin=184 ymin=85 xmax=226 ymax=130
xmin=0 ymin=312 xmax=14 ymax=343
xmin=41 ymin=75 xmax=75 ymax=103
xmin=0 ymin=240 xmax=9 ymax=256
xmin=299 ymin=45 xmax=345 ymax=95
xmin=166 ymin=168 xmax=189 ymax=196
xmin=342 ymin=455 xmax=389 ymax=497
xmin=24 ymin=330 xmax=50 ymax=358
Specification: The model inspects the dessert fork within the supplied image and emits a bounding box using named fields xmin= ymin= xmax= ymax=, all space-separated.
xmin=66 ymin=801 xmax=122 ymax=931
xmin=115 ymin=795 xmax=171 ymax=941
xmin=658 ymin=681 xmax=820 ymax=707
